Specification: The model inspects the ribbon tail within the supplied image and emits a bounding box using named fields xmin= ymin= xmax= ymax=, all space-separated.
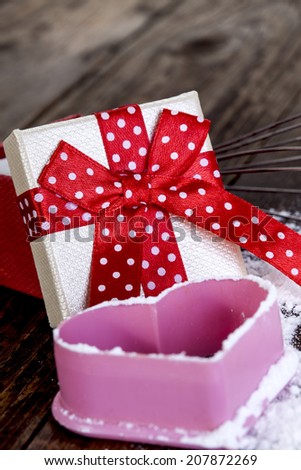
xmin=140 ymin=207 xmax=187 ymax=296
xmin=161 ymin=183 xmax=301 ymax=287
xmin=88 ymin=209 xmax=143 ymax=306
xmin=217 ymin=190 xmax=301 ymax=286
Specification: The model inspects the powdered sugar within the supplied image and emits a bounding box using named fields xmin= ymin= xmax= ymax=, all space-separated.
xmin=240 ymin=212 xmax=301 ymax=449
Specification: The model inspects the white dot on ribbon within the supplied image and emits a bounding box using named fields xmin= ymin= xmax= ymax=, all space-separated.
xmin=107 ymin=132 xmax=115 ymax=141
xmin=139 ymin=147 xmax=147 ymax=156
xmin=134 ymin=126 xmax=142 ymax=135
xmin=158 ymin=267 xmax=166 ymax=276
xmin=41 ymin=221 xmax=50 ymax=230
xmin=200 ymin=158 xmax=209 ymax=167
xmin=147 ymin=281 xmax=156 ymax=291
xmin=185 ymin=209 xmax=193 ymax=217
xmin=96 ymin=186 xmax=104 ymax=194
xmin=117 ymin=118 xmax=126 ymax=128
xmin=145 ymin=225 xmax=153 ymax=234
xmin=65 ymin=202 xmax=78 ymax=210
xmin=123 ymin=140 xmax=131 ymax=149
xmin=112 ymin=154 xmax=120 ymax=163
xmin=60 ymin=152 xmax=68 ymax=161
xmin=82 ymin=212 xmax=92 ymax=222
xmin=48 ymin=205 xmax=58 ymax=214
xmin=128 ymin=161 xmax=136 ymax=170
xmin=170 ymin=152 xmax=178 ymax=160
xmin=68 ymin=172 xmax=76 ymax=180
xmin=62 ymin=217 xmax=71 ymax=226
xmin=142 ymin=260 xmax=149 ymax=269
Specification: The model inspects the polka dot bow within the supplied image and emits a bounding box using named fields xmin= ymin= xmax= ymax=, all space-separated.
xmin=18 ymin=104 xmax=301 ymax=307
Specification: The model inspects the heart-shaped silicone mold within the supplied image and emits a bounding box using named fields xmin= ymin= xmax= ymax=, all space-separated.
xmin=52 ymin=276 xmax=297 ymax=448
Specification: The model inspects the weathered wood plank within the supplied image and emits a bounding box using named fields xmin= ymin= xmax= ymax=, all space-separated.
xmin=22 ymin=0 xmax=301 ymax=142
xmin=27 ymin=418 xmax=161 ymax=450
xmin=0 ymin=0 xmax=173 ymax=139
xmin=0 ymin=288 xmax=56 ymax=449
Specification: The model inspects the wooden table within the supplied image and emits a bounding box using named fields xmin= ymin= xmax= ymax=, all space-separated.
xmin=1 ymin=0 xmax=301 ymax=449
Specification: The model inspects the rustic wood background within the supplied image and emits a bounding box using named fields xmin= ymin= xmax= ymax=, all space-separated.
xmin=1 ymin=0 xmax=301 ymax=450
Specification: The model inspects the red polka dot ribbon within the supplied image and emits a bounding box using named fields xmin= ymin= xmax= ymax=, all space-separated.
xmin=18 ymin=104 xmax=301 ymax=307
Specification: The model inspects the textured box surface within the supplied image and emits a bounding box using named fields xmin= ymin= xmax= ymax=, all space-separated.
xmin=4 ymin=91 xmax=246 ymax=326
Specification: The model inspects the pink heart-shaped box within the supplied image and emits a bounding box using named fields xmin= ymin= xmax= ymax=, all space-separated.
xmin=52 ymin=276 xmax=297 ymax=448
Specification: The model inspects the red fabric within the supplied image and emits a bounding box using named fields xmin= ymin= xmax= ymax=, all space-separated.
xmin=0 ymin=143 xmax=5 ymax=159
xmin=17 ymin=105 xmax=301 ymax=307
xmin=0 ymin=175 xmax=42 ymax=298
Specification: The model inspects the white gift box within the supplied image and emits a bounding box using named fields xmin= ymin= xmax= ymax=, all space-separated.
xmin=4 ymin=91 xmax=246 ymax=326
